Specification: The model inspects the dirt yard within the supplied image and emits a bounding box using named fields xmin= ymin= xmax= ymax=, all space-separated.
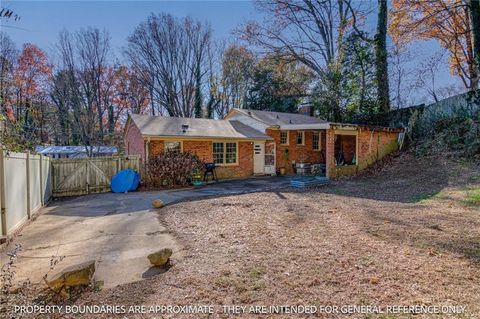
xmin=5 ymin=154 xmax=480 ymax=319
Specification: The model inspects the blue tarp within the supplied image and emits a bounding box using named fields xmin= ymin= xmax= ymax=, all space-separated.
xmin=290 ymin=176 xmax=329 ymax=188
xmin=111 ymin=169 xmax=140 ymax=193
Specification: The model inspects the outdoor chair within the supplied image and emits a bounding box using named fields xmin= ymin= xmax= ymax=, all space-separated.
xmin=204 ymin=162 xmax=218 ymax=182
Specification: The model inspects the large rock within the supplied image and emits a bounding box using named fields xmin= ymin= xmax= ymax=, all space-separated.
xmin=47 ymin=260 xmax=95 ymax=291
xmin=152 ymin=199 xmax=164 ymax=209
xmin=148 ymin=248 xmax=172 ymax=267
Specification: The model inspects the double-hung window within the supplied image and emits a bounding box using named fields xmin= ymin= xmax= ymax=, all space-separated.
xmin=297 ymin=131 xmax=305 ymax=145
xmin=164 ymin=141 xmax=182 ymax=152
xmin=213 ymin=142 xmax=237 ymax=165
xmin=313 ymin=132 xmax=321 ymax=151
xmin=280 ymin=131 xmax=289 ymax=145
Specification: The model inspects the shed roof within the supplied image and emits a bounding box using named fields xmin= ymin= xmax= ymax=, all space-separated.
xmin=229 ymin=108 xmax=328 ymax=126
xmin=35 ymin=145 xmax=118 ymax=155
xmin=129 ymin=114 xmax=271 ymax=140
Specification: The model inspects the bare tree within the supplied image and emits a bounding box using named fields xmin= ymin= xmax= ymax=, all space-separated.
xmin=0 ymin=32 xmax=17 ymax=120
xmin=240 ymin=0 xmax=355 ymax=121
xmin=50 ymin=70 xmax=72 ymax=145
xmin=75 ymin=28 xmax=111 ymax=139
xmin=54 ymin=28 xmax=112 ymax=155
xmin=203 ymin=42 xmax=256 ymax=118
xmin=55 ymin=30 xmax=95 ymax=154
xmin=414 ymin=50 xmax=447 ymax=103
xmin=389 ymin=42 xmax=415 ymax=109
xmin=126 ymin=14 xmax=212 ymax=118
xmin=222 ymin=45 xmax=255 ymax=110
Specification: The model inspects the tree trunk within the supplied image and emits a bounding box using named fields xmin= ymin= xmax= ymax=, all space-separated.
xmin=108 ymin=104 xmax=115 ymax=135
xmin=469 ymin=0 xmax=480 ymax=90
xmin=149 ymin=82 xmax=155 ymax=116
xmin=375 ymin=0 xmax=390 ymax=113
xmin=194 ymin=67 xmax=203 ymax=118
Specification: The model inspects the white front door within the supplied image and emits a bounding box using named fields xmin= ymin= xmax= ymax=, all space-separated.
xmin=253 ymin=142 xmax=265 ymax=174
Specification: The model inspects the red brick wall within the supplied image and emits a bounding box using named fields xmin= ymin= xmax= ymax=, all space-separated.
xmin=215 ymin=142 xmax=253 ymax=179
xmin=357 ymin=128 xmax=399 ymax=170
xmin=147 ymin=139 xmax=254 ymax=179
xmin=124 ymin=121 xmax=145 ymax=162
xmin=183 ymin=140 xmax=213 ymax=162
xmin=326 ymin=127 xmax=400 ymax=178
xmin=266 ymin=128 xmax=324 ymax=174
xmin=325 ymin=129 xmax=335 ymax=178
xmin=149 ymin=141 xmax=164 ymax=157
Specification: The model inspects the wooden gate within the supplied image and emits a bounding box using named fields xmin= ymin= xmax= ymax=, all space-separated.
xmin=51 ymin=156 xmax=140 ymax=197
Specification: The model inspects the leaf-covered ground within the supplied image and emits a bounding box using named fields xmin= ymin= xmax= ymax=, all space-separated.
xmin=6 ymin=154 xmax=480 ymax=319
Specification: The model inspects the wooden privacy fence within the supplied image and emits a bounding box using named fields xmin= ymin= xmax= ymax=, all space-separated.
xmin=0 ymin=152 xmax=140 ymax=241
xmin=51 ymin=155 xmax=140 ymax=197
xmin=0 ymin=148 xmax=52 ymax=240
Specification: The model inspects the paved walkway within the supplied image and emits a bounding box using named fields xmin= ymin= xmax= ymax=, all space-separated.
xmin=1 ymin=176 xmax=290 ymax=289
xmin=152 ymin=176 xmax=291 ymax=205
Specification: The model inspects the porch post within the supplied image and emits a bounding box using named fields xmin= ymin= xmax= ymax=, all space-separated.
xmin=145 ymin=138 xmax=150 ymax=162
xmin=325 ymin=129 xmax=335 ymax=178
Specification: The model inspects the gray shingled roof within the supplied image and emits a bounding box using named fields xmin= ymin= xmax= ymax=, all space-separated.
xmin=232 ymin=108 xmax=328 ymax=126
xmin=129 ymin=114 xmax=271 ymax=140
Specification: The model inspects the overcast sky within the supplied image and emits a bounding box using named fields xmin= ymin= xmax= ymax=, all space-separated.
xmin=1 ymin=0 xmax=464 ymax=106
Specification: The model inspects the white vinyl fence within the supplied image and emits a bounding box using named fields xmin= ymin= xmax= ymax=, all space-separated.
xmin=0 ymin=149 xmax=140 ymax=240
xmin=0 ymin=149 xmax=52 ymax=239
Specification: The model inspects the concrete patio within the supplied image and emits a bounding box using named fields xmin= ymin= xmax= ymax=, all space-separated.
xmin=1 ymin=177 xmax=290 ymax=289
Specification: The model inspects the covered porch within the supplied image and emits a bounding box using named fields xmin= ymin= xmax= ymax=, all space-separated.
xmin=264 ymin=122 xmax=400 ymax=179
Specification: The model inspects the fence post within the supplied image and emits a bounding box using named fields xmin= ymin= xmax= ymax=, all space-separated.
xmin=0 ymin=146 xmax=7 ymax=238
xmin=86 ymin=160 xmax=90 ymax=194
xmin=39 ymin=154 xmax=44 ymax=206
xmin=26 ymin=151 xmax=31 ymax=219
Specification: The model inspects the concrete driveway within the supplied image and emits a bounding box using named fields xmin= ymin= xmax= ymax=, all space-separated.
xmin=1 ymin=177 xmax=289 ymax=289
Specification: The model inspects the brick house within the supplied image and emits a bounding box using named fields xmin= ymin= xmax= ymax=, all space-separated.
xmin=124 ymin=114 xmax=272 ymax=179
xmin=124 ymin=109 xmax=403 ymax=179
xmin=225 ymin=109 xmax=403 ymax=178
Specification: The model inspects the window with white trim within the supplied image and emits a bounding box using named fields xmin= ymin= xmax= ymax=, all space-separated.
xmin=280 ymin=131 xmax=289 ymax=145
xmin=165 ymin=141 xmax=181 ymax=152
xmin=213 ymin=142 xmax=237 ymax=164
xmin=313 ymin=132 xmax=321 ymax=151
xmin=297 ymin=131 xmax=305 ymax=145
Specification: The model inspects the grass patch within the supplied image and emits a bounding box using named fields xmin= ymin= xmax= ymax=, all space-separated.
xmin=463 ymin=186 xmax=480 ymax=206
xmin=358 ymin=255 xmax=375 ymax=266
xmin=433 ymin=191 xmax=450 ymax=200
xmin=469 ymin=175 xmax=480 ymax=182
xmin=214 ymin=267 xmax=267 ymax=294
xmin=465 ymin=187 xmax=480 ymax=206
xmin=464 ymin=247 xmax=480 ymax=261
xmin=410 ymin=192 xmax=437 ymax=203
